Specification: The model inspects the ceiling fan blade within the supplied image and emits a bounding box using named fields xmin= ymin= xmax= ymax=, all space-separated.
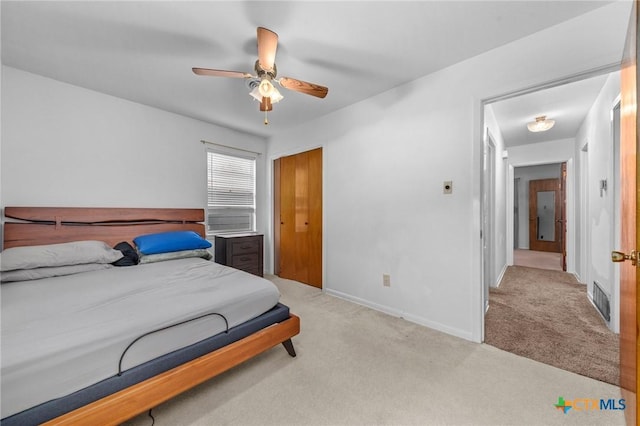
xmin=278 ymin=77 xmax=329 ymax=98
xmin=192 ymin=68 xmax=252 ymax=78
xmin=257 ymin=27 xmax=278 ymax=71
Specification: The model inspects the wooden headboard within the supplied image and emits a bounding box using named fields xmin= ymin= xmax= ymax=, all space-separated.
xmin=3 ymin=207 xmax=206 ymax=249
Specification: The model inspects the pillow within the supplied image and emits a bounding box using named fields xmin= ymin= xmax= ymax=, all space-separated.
xmin=138 ymin=249 xmax=212 ymax=264
xmin=1 ymin=240 xmax=124 ymax=271
xmin=133 ymin=231 xmax=211 ymax=255
xmin=112 ymin=241 xmax=139 ymax=267
xmin=1 ymin=263 xmax=113 ymax=283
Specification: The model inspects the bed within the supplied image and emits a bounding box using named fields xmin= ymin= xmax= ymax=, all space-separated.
xmin=0 ymin=207 xmax=300 ymax=425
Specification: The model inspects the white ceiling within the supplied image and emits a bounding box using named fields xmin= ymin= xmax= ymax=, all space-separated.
xmin=490 ymin=72 xmax=615 ymax=147
xmin=0 ymin=1 xmax=629 ymax=139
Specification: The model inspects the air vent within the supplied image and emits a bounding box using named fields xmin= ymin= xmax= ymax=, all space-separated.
xmin=592 ymin=281 xmax=610 ymax=322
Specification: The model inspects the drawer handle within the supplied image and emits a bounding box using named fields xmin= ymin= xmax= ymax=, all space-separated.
xmin=240 ymin=244 xmax=253 ymax=249
xmin=240 ymin=256 xmax=251 ymax=261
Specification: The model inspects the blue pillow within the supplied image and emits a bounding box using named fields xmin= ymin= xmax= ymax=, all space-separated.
xmin=133 ymin=231 xmax=212 ymax=255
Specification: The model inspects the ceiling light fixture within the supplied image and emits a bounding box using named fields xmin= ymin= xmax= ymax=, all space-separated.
xmin=258 ymin=78 xmax=274 ymax=97
xmin=249 ymin=80 xmax=283 ymax=104
xmin=248 ymin=79 xmax=284 ymax=125
xmin=527 ymin=115 xmax=555 ymax=132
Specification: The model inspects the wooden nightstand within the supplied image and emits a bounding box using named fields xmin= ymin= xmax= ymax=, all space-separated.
xmin=214 ymin=234 xmax=264 ymax=277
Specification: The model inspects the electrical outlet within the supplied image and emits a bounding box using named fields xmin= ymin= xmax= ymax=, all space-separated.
xmin=443 ymin=181 xmax=453 ymax=194
xmin=383 ymin=274 xmax=391 ymax=287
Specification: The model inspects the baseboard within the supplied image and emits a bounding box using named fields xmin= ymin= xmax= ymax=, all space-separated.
xmin=324 ymin=288 xmax=474 ymax=342
xmin=324 ymin=288 xmax=403 ymax=318
xmin=571 ymin=272 xmax=583 ymax=283
xmin=401 ymin=312 xmax=474 ymax=341
xmin=494 ymin=264 xmax=508 ymax=288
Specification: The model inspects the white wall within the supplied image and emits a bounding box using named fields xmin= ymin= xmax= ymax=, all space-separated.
xmin=270 ymin=77 xmax=480 ymax=340
xmin=575 ymin=71 xmax=621 ymax=331
xmin=1 ymin=66 xmax=269 ymax=253
xmin=513 ymin=163 xmax=562 ymax=249
xmin=266 ymin=2 xmax=629 ymax=342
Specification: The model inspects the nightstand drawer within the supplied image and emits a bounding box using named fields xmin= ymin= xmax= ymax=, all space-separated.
xmin=244 ymin=267 xmax=264 ymax=277
xmin=229 ymin=240 xmax=261 ymax=255
xmin=231 ymin=253 xmax=260 ymax=268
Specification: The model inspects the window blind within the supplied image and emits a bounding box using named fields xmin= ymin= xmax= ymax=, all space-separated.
xmin=207 ymin=150 xmax=256 ymax=234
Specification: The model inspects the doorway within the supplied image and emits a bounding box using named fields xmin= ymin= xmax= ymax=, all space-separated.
xmin=481 ymin=70 xmax=623 ymax=381
xmin=512 ymin=163 xmax=566 ymax=272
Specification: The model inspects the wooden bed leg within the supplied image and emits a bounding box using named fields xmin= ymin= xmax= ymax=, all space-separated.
xmin=282 ymin=339 xmax=296 ymax=357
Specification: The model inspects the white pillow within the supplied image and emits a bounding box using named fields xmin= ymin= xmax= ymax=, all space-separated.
xmin=0 ymin=240 xmax=123 ymax=271
xmin=1 ymin=263 xmax=113 ymax=283
xmin=138 ymin=248 xmax=212 ymax=264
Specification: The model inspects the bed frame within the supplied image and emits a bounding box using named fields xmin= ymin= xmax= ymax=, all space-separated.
xmin=2 ymin=207 xmax=300 ymax=425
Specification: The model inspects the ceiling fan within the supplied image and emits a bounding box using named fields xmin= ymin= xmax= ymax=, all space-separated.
xmin=193 ymin=27 xmax=329 ymax=124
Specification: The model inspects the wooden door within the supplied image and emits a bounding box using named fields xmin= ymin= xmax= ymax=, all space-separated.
xmin=274 ymin=148 xmax=322 ymax=288
xmin=618 ymin=0 xmax=638 ymax=422
xmin=277 ymin=154 xmax=296 ymax=278
xmin=529 ymin=178 xmax=562 ymax=253
xmin=307 ymin=149 xmax=323 ymax=287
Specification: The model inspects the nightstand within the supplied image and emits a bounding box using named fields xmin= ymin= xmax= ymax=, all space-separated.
xmin=214 ymin=234 xmax=264 ymax=277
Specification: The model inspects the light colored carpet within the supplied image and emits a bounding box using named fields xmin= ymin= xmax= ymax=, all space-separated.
xmin=485 ymin=266 xmax=619 ymax=386
xmin=514 ymin=249 xmax=563 ymax=271
xmin=125 ymin=275 xmax=624 ymax=426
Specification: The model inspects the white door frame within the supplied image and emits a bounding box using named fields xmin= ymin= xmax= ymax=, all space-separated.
xmin=610 ymin=96 xmax=621 ymax=333
xmin=481 ymin=130 xmax=497 ymax=325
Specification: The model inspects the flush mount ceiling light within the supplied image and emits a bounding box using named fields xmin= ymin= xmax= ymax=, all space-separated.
xmin=527 ymin=115 xmax=555 ymax=132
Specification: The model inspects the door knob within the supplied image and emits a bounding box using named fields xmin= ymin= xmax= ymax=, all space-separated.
xmin=611 ymin=249 xmax=637 ymax=266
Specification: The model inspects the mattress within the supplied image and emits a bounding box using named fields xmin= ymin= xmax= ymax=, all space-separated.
xmin=1 ymin=258 xmax=280 ymax=419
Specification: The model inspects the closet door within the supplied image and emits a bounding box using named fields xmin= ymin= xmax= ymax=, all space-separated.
xmin=275 ymin=148 xmax=322 ymax=288
xmin=307 ymin=148 xmax=322 ymax=287
xmin=278 ymin=153 xmax=299 ymax=281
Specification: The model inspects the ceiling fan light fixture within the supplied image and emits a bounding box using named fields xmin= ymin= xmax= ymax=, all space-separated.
xmin=258 ymin=78 xmax=275 ymax=97
xmin=249 ymin=85 xmax=283 ymax=105
xmin=527 ymin=115 xmax=555 ymax=132
xmin=249 ymin=86 xmax=262 ymax=102
xmin=269 ymin=87 xmax=284 ymax=103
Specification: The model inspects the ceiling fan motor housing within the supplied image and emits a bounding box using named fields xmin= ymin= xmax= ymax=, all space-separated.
xmin=255 ymin=60 xmax=277 ymax=80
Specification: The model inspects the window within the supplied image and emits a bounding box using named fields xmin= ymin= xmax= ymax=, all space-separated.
xmin=207 ymin=149 xmax=256 ymax=235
